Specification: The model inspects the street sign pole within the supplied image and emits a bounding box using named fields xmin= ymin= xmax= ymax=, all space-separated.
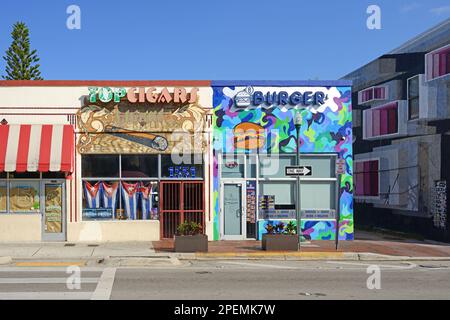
xmin=296 ymin=125 xmax=301 ymax=251
xmin=335 ymin=158 xmax=345 ymax=251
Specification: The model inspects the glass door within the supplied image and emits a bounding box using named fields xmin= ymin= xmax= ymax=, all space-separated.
xmin=41 ymin=181 xmax=66 ymax=241
xmin=221 ymin=182 xmax=245 ymax=240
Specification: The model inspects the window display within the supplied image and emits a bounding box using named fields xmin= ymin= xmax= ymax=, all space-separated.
xmin=0 ymin=180 xmax=6 ymax=212
xmin=9 ymin=181 xmax=40 ymax=212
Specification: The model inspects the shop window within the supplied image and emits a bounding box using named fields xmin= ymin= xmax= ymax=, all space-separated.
xmin=9 ymin=180 xmax=40 ymax=213
xmin=82 ymin=180 xmax=159 ymax=221
xmin=299 ymin=156 xmax=335 ymax=178
xmin=161 ymin=154 xmax=203 ymax=179
xmin=354 ymin=160 xmax=379 ymax=197
xmin=0 ymin=180 xmax=6 ymax=212
xmin=259 ymin=155 xmax=295 ymax=178
xmin=408 ymin=76 xmax=420 ymax=120
xmin=259 ymin=182 xmax=295 ymax=210
xmin=300 ymin=181 xmax=336 ymax=210
xmin=82 ymin=155 xmax=120 ymax=178
xmin=221 ymin=155 xmax=244 ymax=178
xmin=121 ymin=155 xmax=158 ymax=178
xmin=426 ymin=45 xmax=450 ymax=81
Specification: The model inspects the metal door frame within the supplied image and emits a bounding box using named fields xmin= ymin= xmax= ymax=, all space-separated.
xmin=220 ymin=180 xmax=246 ymax=240
xmin=160 ymin=180 xmax=205 ymax=239
xmin=41 ymin=179 xmax=66 ymax=241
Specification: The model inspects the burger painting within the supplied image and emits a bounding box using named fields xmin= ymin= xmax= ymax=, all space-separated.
xmin=233 ymin=122 xmax=265 ymax=150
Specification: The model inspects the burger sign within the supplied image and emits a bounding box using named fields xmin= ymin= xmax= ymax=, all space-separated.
xmin=234 ymin=86 xmax=328 ymax=109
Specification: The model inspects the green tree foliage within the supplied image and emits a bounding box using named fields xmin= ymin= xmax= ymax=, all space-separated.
xmin=2 ymin=22 xmax=43 ymax=80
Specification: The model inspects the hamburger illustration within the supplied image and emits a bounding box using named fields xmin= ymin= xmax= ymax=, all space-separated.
xmin=234 ymin=86 xmax=253 ymax=108
xmin=233 ymin=122 xmax=265 ymax=150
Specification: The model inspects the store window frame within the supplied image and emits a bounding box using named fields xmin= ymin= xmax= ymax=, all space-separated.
xmin=218 ymin=152 xmax=339 ymax=224
xmin=0 ymin=172 xmax=66 ymax=215
xmin=407 ymin=75 xmax=420 ymax=121
xmin=354 ymin=158 xmax=380 ymax=199
xmin=81 ymin=153 xmax=204 ymax=222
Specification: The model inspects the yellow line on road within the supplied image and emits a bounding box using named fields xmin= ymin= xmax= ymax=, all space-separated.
xmin=15 ymin=261 xmax=87 ymax=267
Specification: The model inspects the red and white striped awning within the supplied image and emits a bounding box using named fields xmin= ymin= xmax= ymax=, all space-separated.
xmin=0 ymin=124 xmax=74 ymax=173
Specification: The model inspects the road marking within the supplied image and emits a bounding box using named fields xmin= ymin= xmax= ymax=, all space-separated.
xmin=326 ymin=261 xmax=417 ymax=270
xmin=0 ymin=292 xmax=92 ymax=300
xmin=220 ymin=261 xmax=298 ymax=269
xmin=0 ymin=277 xmax=99 ymax=284
xmin=15 ymin=261 xmax=86 ymax=267
xmin=0 ymin=267 xmax=104 ymax=272
xmin=91 ymin=267 xmax=116 ymax=300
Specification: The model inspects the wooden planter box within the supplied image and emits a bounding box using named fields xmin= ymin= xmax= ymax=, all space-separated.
xmin=262 ymin=234 xmax=299 ymax=251
xmin=174 ymin=234 xmax=208 ymax=253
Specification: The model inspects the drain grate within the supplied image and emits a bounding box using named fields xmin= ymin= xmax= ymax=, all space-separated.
xmin=87 ymin=244 xmax=99 ymax=247
xmin=64 ymin=243 xmax=75 ymax=247
xmin=196 ymin=271 xmax=212 ymax=274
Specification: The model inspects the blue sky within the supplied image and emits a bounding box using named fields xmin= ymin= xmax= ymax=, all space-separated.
xmin=0 ymin=0 xmax=449 ymax=80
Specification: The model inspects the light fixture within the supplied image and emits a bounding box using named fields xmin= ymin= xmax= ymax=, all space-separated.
xmin=294 ymin=111 xmax=303 ymax=127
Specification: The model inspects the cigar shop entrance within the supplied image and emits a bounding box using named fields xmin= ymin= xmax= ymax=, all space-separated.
xmin=160 ymin=181 xmax=205 ymax=239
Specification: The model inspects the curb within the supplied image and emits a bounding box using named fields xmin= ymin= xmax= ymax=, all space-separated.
xmin=0 ymin=256 xmax=13 ymax=265
xmin=176 ymin=252 xmax=450 ymax=261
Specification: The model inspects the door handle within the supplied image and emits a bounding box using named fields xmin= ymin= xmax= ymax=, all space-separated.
xmin=236 ymin=209 xmax=240 ymax=218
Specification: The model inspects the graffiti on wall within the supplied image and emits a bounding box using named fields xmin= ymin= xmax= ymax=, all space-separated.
xmin=212 ymin=85 xmax=353 ymax=240
xmin=77 ymin=96 xmax=207 ymax=154
xmin=432 ymin=180 xmax=447 ymax=230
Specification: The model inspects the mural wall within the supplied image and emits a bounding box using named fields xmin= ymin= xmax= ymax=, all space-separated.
xmin=77 ymin=88 xmax=207 ymax=154
xmin=212 ymin=85 xmax=353 ymax=240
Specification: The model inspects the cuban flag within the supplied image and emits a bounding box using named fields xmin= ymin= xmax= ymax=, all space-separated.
xmin=84 ymin=181 xmax=102 ymax=208
xmin=121 ymin=181 xmax=139 ymax=220
xmin=139 ymin=183 xmax=153 ymax=220
xmin=101 ymin=182 xmax=119 ymax=215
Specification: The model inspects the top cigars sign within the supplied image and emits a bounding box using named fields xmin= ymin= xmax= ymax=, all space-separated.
xmin=88 ymin=87 xmax=199 ymax=104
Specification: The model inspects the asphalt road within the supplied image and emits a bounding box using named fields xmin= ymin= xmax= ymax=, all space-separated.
xmin=0 ymin=260 xmax=449 ymax=300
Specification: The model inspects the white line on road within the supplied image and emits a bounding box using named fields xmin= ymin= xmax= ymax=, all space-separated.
xmin=0 ymin=277 xmax=99 ymax=284
xmin=326 ymin=261 xmax=418 ymax=270
xmin=91 ymin=267 xmax=116 ymax=300
xmin=0 ymin=292 xmax=93 ymax=300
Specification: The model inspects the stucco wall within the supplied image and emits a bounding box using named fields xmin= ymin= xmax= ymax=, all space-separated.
xmin=67 ymin=220 xmax=160 ymax=242
xmin=0 ymin=214 xmax=41 ymax=242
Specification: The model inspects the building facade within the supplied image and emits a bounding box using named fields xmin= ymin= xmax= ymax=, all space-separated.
xmin=342 ymin=19 xmax=450 ymax=242
xmin=0 ymin=81 xmax=213 ymax=242
xmin=211 ymin=81 xmax=353 ymax=241
xmin=0 ymin=80 xmax=353 ymax=242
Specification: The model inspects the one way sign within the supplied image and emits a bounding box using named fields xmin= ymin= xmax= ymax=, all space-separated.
xmin=285 ymin=166 xmax=312 ymax=177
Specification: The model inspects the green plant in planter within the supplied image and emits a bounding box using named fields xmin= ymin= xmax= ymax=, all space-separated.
xmin=274 ymin=222 xmax=285 ymax=234
xmin=284 ymin=221 xmax=297 ymax=235
xmin=177 ymin=221 xmax=203 ymax=236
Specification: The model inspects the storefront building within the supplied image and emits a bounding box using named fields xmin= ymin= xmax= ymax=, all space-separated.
xmin=0 ymin=80 xmax=353 ymax=242
xmin=211 ymin=81 xmax=354 ymax=241
xmin=0 ymin=81 xmax=213 ymax=242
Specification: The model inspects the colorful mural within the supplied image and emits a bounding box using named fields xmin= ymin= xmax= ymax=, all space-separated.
xmin=212 ymin=84 xmax=353 ymax=241
xmin=77 ymin=97 xmax=207 ymax=154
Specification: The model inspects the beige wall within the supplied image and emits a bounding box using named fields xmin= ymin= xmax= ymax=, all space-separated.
xmin=0 ymin=214 xmax=41 ymax=242
xmin=67 ymin=221 xmax=160 ymax=242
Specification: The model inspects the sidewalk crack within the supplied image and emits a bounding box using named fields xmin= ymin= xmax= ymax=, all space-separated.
xmin=31 ymin=247 xmax=42 ymax=257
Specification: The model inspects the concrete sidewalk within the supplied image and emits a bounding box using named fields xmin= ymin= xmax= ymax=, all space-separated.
xmin=1 ymin=230 xmax=450 ymax=264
